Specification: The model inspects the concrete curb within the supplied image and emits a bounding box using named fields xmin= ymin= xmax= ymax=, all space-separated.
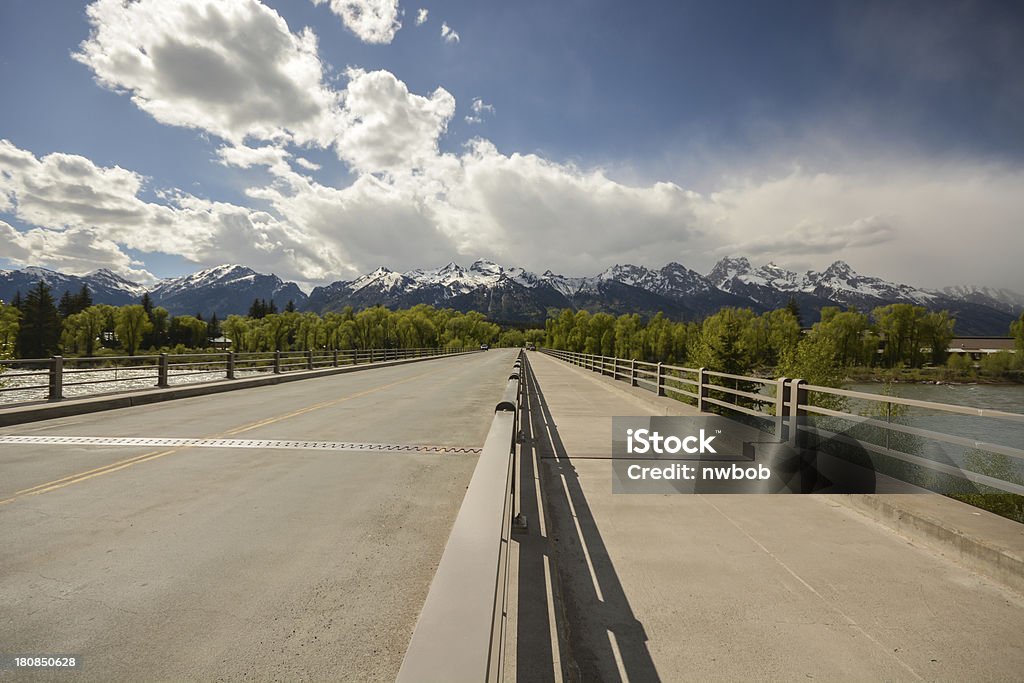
xmin=836 ymin=492 xmax=1024 ymax=596
xmin=0 ymin=351 xmax=479 ymax=428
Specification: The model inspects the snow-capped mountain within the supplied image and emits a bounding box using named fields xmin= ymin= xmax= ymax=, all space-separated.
xmin=705 ymin=256 xmax=1019 ymax=333
xmin=941 ymin=285 xmax=1024 ymax=317
xmin=150 ymin=265 xmax=307 ymax=317
xmin=0 ymin=266 xmax=146 ymax=307
xmin=803 ymin=260 xmax=938 ymax=307
xmin=2 ymin=258 xmax=1020 ymax=334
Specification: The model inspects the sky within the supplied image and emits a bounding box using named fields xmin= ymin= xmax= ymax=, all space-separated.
xmin=0 ymin=0 xmax=1022 ymax=292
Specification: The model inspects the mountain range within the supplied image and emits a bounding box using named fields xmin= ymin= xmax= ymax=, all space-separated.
xmin=1 ymin=258 xmax=1020 ymax=335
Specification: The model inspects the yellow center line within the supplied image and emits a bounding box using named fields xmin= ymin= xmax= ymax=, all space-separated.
xmin=14 ymin=449 xmax=165 ymax=495
xmin=0 ymin=365 xmax=449 ymax=507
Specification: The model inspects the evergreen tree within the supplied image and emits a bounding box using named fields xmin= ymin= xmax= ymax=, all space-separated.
xmin=16 ymin=280 xmax=62 ymax=358
xmin=11 ymin=290 xmax=24 ymax=312
xmin=268 ymin=299 xmax=278 ymax=315
xmin=285 ymin=299 xmax=296 ymax=313
xmin=248 ymin=298 xmax=264 ymax=319
xmin=207 ymin=313 xmax=220 ymax=339
xmin=76 ymin=284 xmax=93 ymax=311
xmin=140 ymin=292 xmax=154 ymax=317
xmin=785 ymin=296 xmax=803 ymax=328
xmin=58 ymin=289 xmax=75 ymax=318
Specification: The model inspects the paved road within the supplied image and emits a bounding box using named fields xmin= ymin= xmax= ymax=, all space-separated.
xmin=510 ymin=352 xmax=1024 ymax=683
xmin=0 ymin=350 xmax=517 ymax=681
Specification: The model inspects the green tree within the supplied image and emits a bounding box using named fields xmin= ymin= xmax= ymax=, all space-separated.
xmin=1011 ymin=313 xmax=1024 ymax=356
xmin=16 ymin=280 xmax=62 ymax=358
xmin=0 ymin=303 xmax=21 ymax=356
xmin=115 ymin=305 xmax=153 ymax=355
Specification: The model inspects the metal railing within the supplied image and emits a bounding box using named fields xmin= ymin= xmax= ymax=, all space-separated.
xmin=0 ymin=347 xmax=473 ymax=405
xmin=541 ymin=348 xmax=1024 ymax=497
xmin=397 ymin=353 xmax=522 ymax=683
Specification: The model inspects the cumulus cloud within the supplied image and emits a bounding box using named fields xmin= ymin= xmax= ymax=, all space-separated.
xmin=311 ymin=0 xmax=402 ymax=44
xmin=75 ymin=0 xmax=340 ymax=145
xmin=415 ymin=8 xmax=428 ymax=26
xmin=440 ymin=22 xmax=459 ymax=44
xmin=0 ymin=139 xmax=341 ymax=283
xmin=0 ymin=221 xmax=155 ymax=281
xmin=333 ymin=68 xmax=455 ymax=173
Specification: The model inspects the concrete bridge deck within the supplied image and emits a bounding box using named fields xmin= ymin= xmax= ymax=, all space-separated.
xmin=510 ymin=351 xmax=1024 ymax=682
xmin=0 ymin=350 xmax=518 ymax=682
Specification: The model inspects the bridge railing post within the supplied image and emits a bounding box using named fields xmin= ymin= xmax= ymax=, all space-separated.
xmin=656 ymin=362 xmax=665 ymax=396
xmin=157 ymin=353 xmax=169 ymax=388
xmin=630 ymin=359 xmax=638 ymax=387
xmin=273 ymin=350 xmax=281 ymax=374
xmin=788 ymin=379 xmax=806 ymax=448
xmin=306 ymin=349 xmax=314 ymax=370
xmin=775 ymin=377 xmax=788 ymax=442
xmin=48 ymin=355 xmax=63 ymax=401
xmin=226 ymin=351 xmax=235 ymax=380
xmin=697 ymin=367 xmax=708 ymax=411
xmin=333 ymin=349 xmax=339 ymax=367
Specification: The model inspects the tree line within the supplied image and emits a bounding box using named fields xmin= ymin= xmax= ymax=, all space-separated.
xmin=0 ymin=281 xmax=503 ymax=358
xmin=542 ymin=302 xmax=1024 ymax=385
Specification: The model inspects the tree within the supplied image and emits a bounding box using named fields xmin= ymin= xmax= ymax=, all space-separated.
xmin=169 ymin=315 xmax=208 ymax=349
xmin=785 ymin=296 xmax=803 ymax=328
xmin=58 ymin=289 xmax=75 ymax=318
xmin=140 ymin=292 xmax=154 ymax=317
xmin=115 ymin=305 xmax=153 ymax=355
xmin=62 ymin=306 xmax=109 ymax=356
xmin=16 ymin=280 xmax=62 ymax=358
xmin=75 ymin=285 xmax=93 ymax=312
xmin=0 ymin=303 xmax=21 ymax=356
xmin=221 ymin=315 xmax=250 ymax=351
xmin=1012 ymin=313 xmax=1024 ymax=356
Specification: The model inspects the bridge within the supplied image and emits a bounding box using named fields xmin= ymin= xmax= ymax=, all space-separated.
xmin=1 ymin=348 xmax=1023 ymax=681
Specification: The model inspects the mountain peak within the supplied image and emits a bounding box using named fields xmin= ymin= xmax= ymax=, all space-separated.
xmin=707 ymin=256 xmax=752 ymax=288
xmin=470 ymin=258 xmax=500 ymax=275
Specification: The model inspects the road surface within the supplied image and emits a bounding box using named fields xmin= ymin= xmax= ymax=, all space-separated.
xmin=1 ymin=350 xmax=517 ymax=681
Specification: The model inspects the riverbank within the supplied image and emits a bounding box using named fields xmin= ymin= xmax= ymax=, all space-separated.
xmin=843 ymin=367 xmax=1024 ymax=386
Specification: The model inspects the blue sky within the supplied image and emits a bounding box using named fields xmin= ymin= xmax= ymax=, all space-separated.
xmin=0 ymin=0 xmax=1022 ymax=291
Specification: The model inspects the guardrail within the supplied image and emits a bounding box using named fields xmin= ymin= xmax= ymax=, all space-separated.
xmin=0 ymin=347 xmax=471 ymax=405
xmin=540 ymin=348 xmax=1024 ymax=497
xmin=397 ymin=353 xmax=522 ymax=683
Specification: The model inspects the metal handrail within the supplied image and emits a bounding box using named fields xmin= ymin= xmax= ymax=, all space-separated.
xmin=397 ymin=353 xmax=522 ymax=683
xmin=0 ymin=347 xmax=475 ymax=404
xmin=539 ymin=347 xmax=1024 ymax=495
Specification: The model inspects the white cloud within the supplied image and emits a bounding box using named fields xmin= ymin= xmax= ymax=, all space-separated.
xmin=0 ymin=139 xmax=341 ymax=283
xmin=440 ymin=22 xmax=459 ymax=44
xmin=312 ymin=0 xmax=402 ymax=44
xmin=415 ymin=8 xmax=428 ymax=26
xmin=293 ymin=157 xmax=322 ymax=171
xmin=699 ymin=164 xmax=1024 ymax=288
xmin=75 ymin=0 xmax=340 ymax=145
xmin=0 ymin=220 xmax=155 ymax=282
xmin=465 ymin=97 xmax=495 ymax=124
xmin=333 ymin=68 xmax=455 ymax=173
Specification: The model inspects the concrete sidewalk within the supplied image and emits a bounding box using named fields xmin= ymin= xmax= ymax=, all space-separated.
xmin=508 ymin=351 xmax=1024 ymax=683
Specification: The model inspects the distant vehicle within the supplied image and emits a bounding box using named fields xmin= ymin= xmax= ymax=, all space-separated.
xmin=480 ymin=344 xmax=489 ymax=350
xmin=526 ymin=343 xmax=536 ymax=351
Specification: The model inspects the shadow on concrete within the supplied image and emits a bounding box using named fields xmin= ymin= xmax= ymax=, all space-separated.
xmin=514 ymin=354 xmax=661 ymax=682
